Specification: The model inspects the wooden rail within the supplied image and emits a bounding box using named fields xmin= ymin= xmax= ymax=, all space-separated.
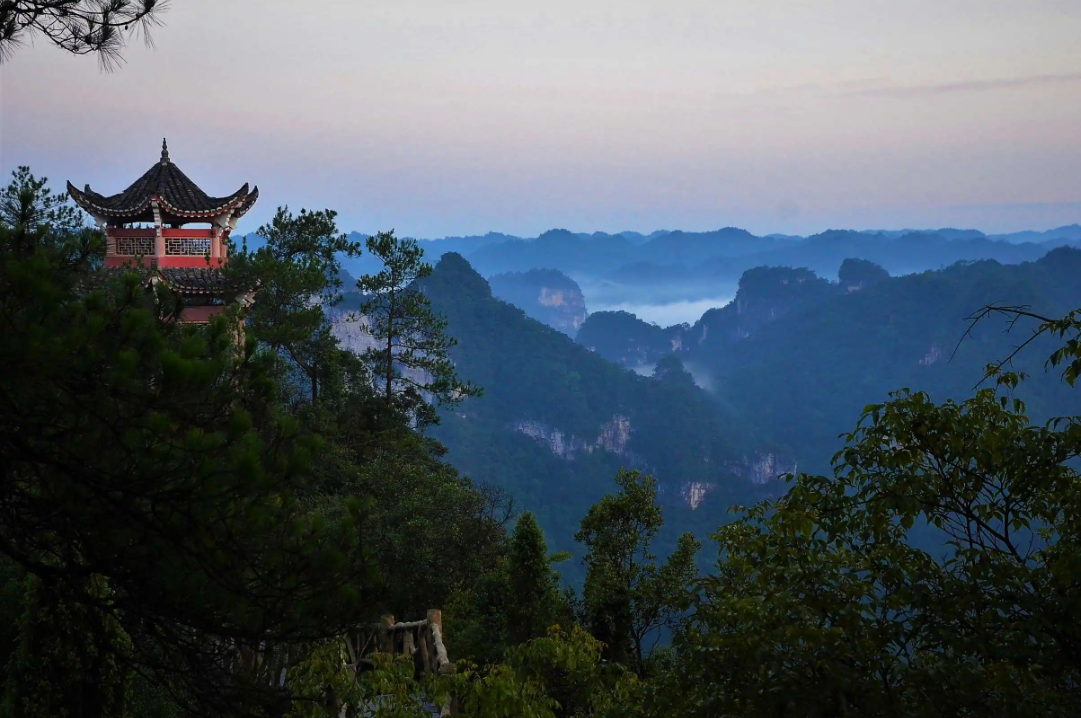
xmin=219 ymin=609 xmax=455 ymax=715
xmin=345 ymin=609 xmax=455 ymax=679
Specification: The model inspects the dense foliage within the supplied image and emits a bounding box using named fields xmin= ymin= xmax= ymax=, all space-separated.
xmin=0 ymin=170 xmax=499 ymax=716
xmin=0 ymin=171 xmax=383 ymax=715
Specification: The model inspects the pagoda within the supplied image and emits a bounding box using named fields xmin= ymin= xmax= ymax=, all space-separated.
xmin=68 ymin=140 xmax=259 ymax=323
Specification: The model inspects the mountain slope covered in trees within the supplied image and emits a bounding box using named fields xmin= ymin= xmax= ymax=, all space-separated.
xmin=398 ymin=254 xmax=771 ymax=569
xmin=702 ymin=248 xmax=1081 ymax=472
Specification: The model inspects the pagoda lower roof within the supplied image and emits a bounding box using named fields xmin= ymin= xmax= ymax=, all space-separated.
xmin=76 ymin=266 xmax=256 ymax=299
xmin=67 ymin=140 xmax=258 ymax=223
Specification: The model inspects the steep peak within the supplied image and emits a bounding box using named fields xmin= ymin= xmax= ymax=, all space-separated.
xmin=652 ymin=355 xmax=696 ymax=388
xmin=737 ymin=265 xmax=821 ymax=292
xmin=536 ymin=228 xmax=579 ymax=242
xmin=714 ymin=226 xmax=756 ymax=238
xmin=490 ymin=267 xmax=580 ymax=288
xmin=838 ymin=258 xmax=890 ymax=290
xmin=1039 ymin=245 xmax=1081 ymax=271
xmin=426 ymin=252 xmax=492 ymax=300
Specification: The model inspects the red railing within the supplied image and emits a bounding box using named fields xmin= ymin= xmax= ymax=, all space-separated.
xmin=105 ymin=228 xmax=226 ymax=268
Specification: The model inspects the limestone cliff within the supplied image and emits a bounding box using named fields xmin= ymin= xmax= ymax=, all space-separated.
xmin=488 ymin=269 xmax=588 ymax=336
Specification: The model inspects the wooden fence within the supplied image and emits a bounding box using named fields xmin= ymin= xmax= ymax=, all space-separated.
xmin=345 ymin=609 xmax=455 ymax=680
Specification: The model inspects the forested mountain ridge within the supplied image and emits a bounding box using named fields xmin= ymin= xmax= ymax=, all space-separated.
xmin=239 ymin=224 xmax=1081 ymax=312
xmin=578 ymin=261 xmax=859 ymax=368
xmin=330 ymin=247 xmax=1081 ymax=569
xmin=395 ymin=253 xmax=777 ymax=566
xmin=576 ymin=248 xmax=1081 ymax=478
xmin=700 ymin=247 xmax=1081 ymax=473
xmin=576 ymin=310 xmax=684 ymax=370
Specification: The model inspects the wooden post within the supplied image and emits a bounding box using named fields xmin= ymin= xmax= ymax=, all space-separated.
xmin=211 ymin=227 xmax=222 ymax=263
xmin=151 ymin=199 xmax=165 ymax=264
xmin=426 ymin=610 xmax=440 ymax=674
xmin=379 ymin=614 xmax=395 ymax=654
xmin=344 ymin=632 xmax=359 ymax=675
xmin=418 ymin=622 xmax=430 ymax=673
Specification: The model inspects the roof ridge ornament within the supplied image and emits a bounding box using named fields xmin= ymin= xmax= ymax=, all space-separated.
xmin=161 ymin=138 xmax=170 ymax=164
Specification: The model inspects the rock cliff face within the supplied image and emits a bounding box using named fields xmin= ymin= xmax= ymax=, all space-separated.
xmin=512 ymin=415 xmax=638 ymax=463
xmin=488 ymin=269 xmax=588 ymax=336
xmin=725 ymin=450 xmax=798 ymax=487
xmin=680 ymin=481 xmax=714 ymax=510
xmin=671 ymin=450 xmax=796 ymax=511
xmin=327 ymin=308 xmax=377 ymax=354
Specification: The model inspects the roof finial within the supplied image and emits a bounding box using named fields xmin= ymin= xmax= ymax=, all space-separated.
xmin=161 ymin=138 xmax=170 ymax=164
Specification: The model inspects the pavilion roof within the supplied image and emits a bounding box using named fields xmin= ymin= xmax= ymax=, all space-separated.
xmin=67 ymin=139 xmax=259 ymax=223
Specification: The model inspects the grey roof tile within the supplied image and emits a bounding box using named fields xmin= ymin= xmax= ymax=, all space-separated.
xmin=67 ymin=139 xmax=258 ymax=222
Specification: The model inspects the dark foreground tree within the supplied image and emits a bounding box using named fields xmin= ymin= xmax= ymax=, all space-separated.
xmin=575 ymin=470 xmax=700 ymax=677
xmin=0 ymin=170 xmax=374 ymax=715
xmin=505 ymin=512 xmax=573 ymax=646
xmin=445 ymin=509 xmax=573 ymax=665
xmin=0 ymin=1 xmax=166 ymax=68
xmin=2 ymin=575 xmax=129 ymax=718
xmin=358 ymin=230 xmax=480 ymax=427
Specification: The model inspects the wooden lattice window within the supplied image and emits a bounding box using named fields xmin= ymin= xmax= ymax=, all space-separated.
xmin=165 ymin=238 xmax=212 ymax=256
xmin=115 ymin=237 xmax=154 ymax=256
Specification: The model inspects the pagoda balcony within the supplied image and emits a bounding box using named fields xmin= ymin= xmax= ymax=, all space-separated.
xmin=106 ymin=228 xmax=227 ymax=268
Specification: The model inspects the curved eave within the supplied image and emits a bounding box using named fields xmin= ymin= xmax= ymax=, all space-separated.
xmin=233 ymin=186 xmax=259 ymax=220
xmin=67 ymin=180 xmax=257 ymax=221
xmin=67 ymin=181 xmax=152 ymax=218
xmin=156 ymin=183 xmax=252 ymax=219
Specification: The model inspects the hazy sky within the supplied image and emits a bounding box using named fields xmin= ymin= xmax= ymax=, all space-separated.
xmin=2 ymin=0 xmax=1080 ymax=237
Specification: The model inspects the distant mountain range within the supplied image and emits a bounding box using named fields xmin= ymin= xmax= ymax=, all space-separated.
xmin=238 ymin=222 xmax=1081 ymax=309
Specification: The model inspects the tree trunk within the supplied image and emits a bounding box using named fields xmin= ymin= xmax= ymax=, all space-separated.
xmin=385 ymin=290 xmax=395 ymax=404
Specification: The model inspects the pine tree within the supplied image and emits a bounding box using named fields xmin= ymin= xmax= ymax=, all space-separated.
xmin=358 ymin=230 xmax=480 ymax=427
xmin=2 ymin=576 xmax=129 ymax=718
xmin=0 ymin=2 xmax=165 ymax=69
xmin=506 ymin=512 xmax=568 ymax=645
xmin=229 ymin=206 xmax=364 ymax=404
